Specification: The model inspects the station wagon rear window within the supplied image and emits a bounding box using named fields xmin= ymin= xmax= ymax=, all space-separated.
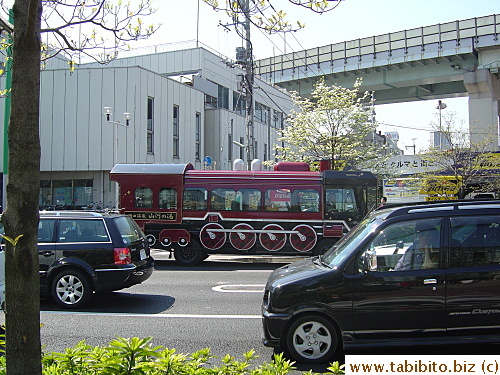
xmin=113 ymin=216 xmax=144 ymax=244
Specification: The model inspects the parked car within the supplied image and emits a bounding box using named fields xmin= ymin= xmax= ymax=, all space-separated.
xmin=262 ymin=200 xmax=500 ymax=363
xmin=1 ymin=211 xmax=154 ymax=308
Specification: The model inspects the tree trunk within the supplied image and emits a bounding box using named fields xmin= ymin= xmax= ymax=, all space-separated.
xmin=2 ymin=1 xmax=42 ymax=374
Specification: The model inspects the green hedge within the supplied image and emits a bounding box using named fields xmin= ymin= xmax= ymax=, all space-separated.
xmin=0 ymin=336 xmax=345 ymax=375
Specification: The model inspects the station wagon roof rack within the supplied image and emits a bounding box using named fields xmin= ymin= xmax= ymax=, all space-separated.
xmin=39 ymin=210 xmax=119 ymax=217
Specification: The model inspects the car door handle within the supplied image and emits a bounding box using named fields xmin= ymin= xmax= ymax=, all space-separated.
xmin=39 ymin=251 xmax=54 ymax=257
xmin=423 ymin=279 xmax=437 ymax=285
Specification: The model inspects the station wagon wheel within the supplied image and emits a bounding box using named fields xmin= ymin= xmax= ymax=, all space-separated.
xmin=286 ymin=315 xmax=338 ymax=364
xmin=51 ymin=269 xmax=93 ymax=308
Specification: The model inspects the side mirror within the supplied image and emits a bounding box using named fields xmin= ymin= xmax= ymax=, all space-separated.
xmin=365 ymin=250 xmax=377 ymax=272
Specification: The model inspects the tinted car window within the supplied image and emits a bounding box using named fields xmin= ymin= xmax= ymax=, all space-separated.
xmin=359 ymin=218 xmax=441 ymax=272
xmin=322 ymin=215 xmax=382 ymax=267
xmin=113 ymin=216 xmax=144 ymax=244
xmin=450 ymin=216 xmax=500 ymax=267
xmin=58 ymin=219 xmax=110 ymax=242
xmin=38 ymin=219 xmax=55 ymax=242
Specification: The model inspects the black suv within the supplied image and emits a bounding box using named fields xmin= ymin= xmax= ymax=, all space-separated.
xmin=4 ymin=211 xmax=154 ymax=308
xmin=262 ymin=200 xmax=500 ymax=363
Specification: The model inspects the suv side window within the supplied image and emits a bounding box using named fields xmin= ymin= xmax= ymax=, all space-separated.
xmin=38 ymin=219 xmax=55 ymax=243
xmin=450 ymin=216 xmax=500 ymax=267
xmin=359 ymin=218 xmax=442 ymax=272
xmin=58 ymin=219 xmax=109 ymax=243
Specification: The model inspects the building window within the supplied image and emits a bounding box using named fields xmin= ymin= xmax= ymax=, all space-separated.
xmin=228 ymin=120 xmax=233 ymax=163
xmin=233 ymin=92 xmax=245 ymax=116
xmin=239 ymin=137 xmax=244 ymax=160
xmin=264 ymin=143 xmax=267 ymax=161
xmin=254 ymin=102 xmax=270 ymax=124
xmin=205 ymin=94 xmax=217 ymax=108
xmin=147 ymin=97 xmax=154 ymax=154
xmin=39 ymin=179 xmax=93 ymax=210
xmin=195 ymin=112 xmax=201 ymax=161
xmin=273 ymin=110 xmax=283 ymax=129
xmin=218 ymin=85 xmax=229 ymax=110
xmin=173 ymin=105 xmax=179 ymax=158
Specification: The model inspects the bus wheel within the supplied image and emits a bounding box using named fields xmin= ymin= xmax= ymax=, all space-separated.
xmin=174 ymin=246 xmax=206 ymax=266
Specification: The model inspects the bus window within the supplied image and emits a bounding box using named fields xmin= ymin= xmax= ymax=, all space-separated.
xmin=159 ymin=188 xmax=177 ymax=209
xmin=265 ymin=189 xmax=291 ymax=212
xmin=135 ymin=187 xmax=153 ymax=208
xmin=212 ymin=188 xmax=238 ymax=211
xmin=325 ymin=188 xmax=357 ymax=214
xmin=183 ymin=188 xmax=207 ymax=210
xmin=294 ymin=189 xmax=319 ymax=212
xmin=240 ymin=189 xmax=261 ymax=211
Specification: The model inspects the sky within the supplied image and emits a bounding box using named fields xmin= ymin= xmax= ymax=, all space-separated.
xmin=131 ymin=0 xmax=499 ymax=153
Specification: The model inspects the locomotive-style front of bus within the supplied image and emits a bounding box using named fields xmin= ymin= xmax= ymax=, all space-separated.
xmin=110 ymin=163 xmax=192 ymax=249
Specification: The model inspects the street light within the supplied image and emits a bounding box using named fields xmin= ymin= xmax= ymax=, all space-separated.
xmin=436 ymin=100 xmax=447 ymax=129
xmin=103 ymin=106 xmax=130 ymax=165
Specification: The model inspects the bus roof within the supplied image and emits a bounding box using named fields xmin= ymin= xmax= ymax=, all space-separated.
xmin=110 ymin=163 xmax=194 ymax=175
xmin=324 ymin=170 xmax=377 ymax=185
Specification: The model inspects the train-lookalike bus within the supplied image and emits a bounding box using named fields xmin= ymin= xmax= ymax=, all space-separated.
xmin=110 ymin=161 xmax=378 ymax=265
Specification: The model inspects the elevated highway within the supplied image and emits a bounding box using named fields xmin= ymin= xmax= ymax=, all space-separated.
xmin=256 ymin=14 xmax=500 ymax=150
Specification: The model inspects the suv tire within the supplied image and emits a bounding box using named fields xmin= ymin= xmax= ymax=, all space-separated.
xmin=285 ymin=314 xmax=338 ymax=364
xmin=51 ymin=269 xmax=93 ymax=308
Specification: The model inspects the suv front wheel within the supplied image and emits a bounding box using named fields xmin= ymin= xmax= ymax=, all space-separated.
xmin=51 ymin=269 xmax=93 ymax=308
xmin=285 ymin=314 xmax=339 ymax=364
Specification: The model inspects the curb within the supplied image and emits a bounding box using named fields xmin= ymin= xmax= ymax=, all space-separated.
xmin=151 ymin=249 xmax=306 ymax=264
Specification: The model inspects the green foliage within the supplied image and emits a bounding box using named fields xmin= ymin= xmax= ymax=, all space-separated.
xmin=326 ymin=361 xmax=345 ymax=375
xmin=0 ymin=335 xmax=344 ymax=375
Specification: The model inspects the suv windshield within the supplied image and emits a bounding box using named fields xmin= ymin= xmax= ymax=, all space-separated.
xmin=322 ymin=215 xmax=383 ymax=268
xmin=113 ymin=216 xmax=144 ymax=244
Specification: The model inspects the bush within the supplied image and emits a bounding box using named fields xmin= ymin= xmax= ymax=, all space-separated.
xmin=0 ymin=336 xmax=345 ymax=374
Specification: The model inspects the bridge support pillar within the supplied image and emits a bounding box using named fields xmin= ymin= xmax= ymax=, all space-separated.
xmin=464 ymin=69 xmax=500 ymax=151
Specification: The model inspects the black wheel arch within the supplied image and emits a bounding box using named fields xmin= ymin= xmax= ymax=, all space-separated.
xmin=280 ymin=307 xmax=343 ymax=350
xmin=46 ymin=257 xmax=95 ymax=285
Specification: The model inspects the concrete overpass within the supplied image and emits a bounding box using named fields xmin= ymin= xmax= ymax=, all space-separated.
xmin=256 ymin=14 xmax=500 ymax=150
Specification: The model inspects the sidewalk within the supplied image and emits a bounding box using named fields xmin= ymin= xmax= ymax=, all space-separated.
xmin=151 ymin=249 xmax=307 ymax=264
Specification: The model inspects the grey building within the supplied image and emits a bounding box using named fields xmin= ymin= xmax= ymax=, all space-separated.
xmin=0 ymin=43 xmax=294 ymax=209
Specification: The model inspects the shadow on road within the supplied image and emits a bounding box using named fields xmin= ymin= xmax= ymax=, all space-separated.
xmin=41 ymin=292 xmax=175 ymax=314
xmin=154 ymin=259 xmax=289 ymax=272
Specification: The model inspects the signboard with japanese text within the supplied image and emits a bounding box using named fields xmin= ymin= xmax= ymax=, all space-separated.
xmin=126 ymin=211 xmax=177 ymax=221
xmin=375 ymin=155 xmax=439 ymax=175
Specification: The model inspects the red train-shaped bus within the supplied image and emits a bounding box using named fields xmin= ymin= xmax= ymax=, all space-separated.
xmin=110 ymin=162 xmax=378 ymax=265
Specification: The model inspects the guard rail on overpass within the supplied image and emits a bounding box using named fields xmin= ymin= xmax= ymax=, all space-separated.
xmin=256 ymin=14 xmax=500 ymax=150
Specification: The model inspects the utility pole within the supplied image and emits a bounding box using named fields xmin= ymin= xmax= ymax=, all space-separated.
xmin=243 ymin=0 xmax=254 ymax=169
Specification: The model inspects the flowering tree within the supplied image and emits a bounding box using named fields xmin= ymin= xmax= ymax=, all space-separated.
xmin=275 ymin=78 xmax=383 ymax=171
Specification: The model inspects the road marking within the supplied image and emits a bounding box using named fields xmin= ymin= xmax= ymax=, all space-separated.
xmin=235 ymin=270 xmax=274 ymax=273
xmin=41 ymin=311 xmax=261 ymax=319
xmin=212 ymin=284 xmax=265 ymax=293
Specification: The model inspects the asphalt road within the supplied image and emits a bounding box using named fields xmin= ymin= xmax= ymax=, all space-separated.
xmin=38 ymin=253 xmax=299 ymax=368
xmin=7 ymin=251 xmax=500 ymax=373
